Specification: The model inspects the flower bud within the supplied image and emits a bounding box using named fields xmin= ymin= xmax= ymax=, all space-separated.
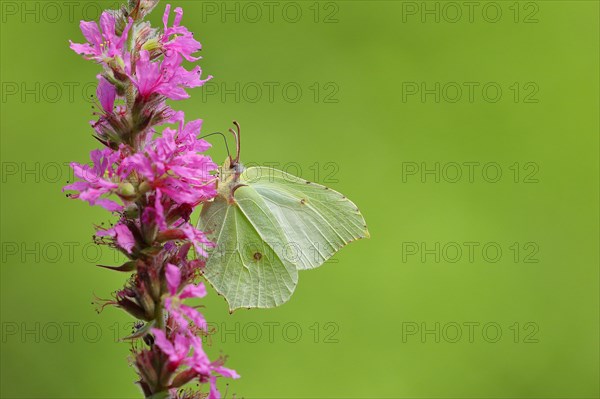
xmin=137 ymin=287 xmax=156 ymax=320
xmin=134 ymin=349 xmax=159 ymax=391
xmin=129 ymin=0 xmax=160 ymax=20
xmin=142 ymin=217 xmax=159 ymax=245
xmin=138 ymin=181 xmax=152 ymax=195
xmin=117 ymin=182 xmax=136 ymax=199
xmin=141 ymin=38 xmax=160 ymax=52
xmin=170 ymin=369 xmax=197 ymax=388
xmin=118 ymin=296 xmax=152 ymax=321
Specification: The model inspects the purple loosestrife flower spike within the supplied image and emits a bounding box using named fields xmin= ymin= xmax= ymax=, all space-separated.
xmin=64 ymin=1 xmax=239 ymax=398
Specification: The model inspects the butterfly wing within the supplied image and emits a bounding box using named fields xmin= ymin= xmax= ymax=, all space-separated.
xmin=199 ymin=166 xmax=369 ymax=311
xmin=199 ymin=192 xmax=298 ymax=310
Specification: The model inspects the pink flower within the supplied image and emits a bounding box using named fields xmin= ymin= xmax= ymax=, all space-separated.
xmin=151 ymin=326 xmax=239 ymax=399
xmin=151 ymin=329 xmax=239 ymax=398
xmin=97 ymin=223 xmax=136 ymax=253
xmin=164 ymin=263 xmax=208 ymax=332
xmin=162 ymin=4 xmax=202 ymax=62
xmin=155 ymin=222 xmax=214 ymax=258
xmin=165 ymin=262 xmax=182 ymax=294
xmin=181 ymin=224 xmax=213 ymax=258
xmin=68 ymin=3 xmax=238 ymax=396
xmin=64 ymin=147 xmax=123 ymax=211
xmin=97 ymin=75 xmax=116 ymax=113
xmin=120 ymin=118 xmax=217 ymax=206
xmin=70 ymin=12 xmax=133 ymax=63
xmin=152 ymin=329 xmax=190 ymax=365
xmin=153 ymin=189 xmax=167 ymax=230
xmin=131 ymin=50 xmax=211 ymax=100
xmin=187 ymin=336 xmax=240 ymax=399
xmin=165 ymin=262 xmax=208 ymax=301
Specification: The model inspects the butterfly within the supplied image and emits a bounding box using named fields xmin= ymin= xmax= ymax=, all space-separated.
xmin=198 ymin=122 xmax=369 ymax=311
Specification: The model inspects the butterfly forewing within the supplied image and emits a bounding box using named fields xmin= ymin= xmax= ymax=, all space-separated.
xmin=239 ymin=167 xmax=369 ymax=270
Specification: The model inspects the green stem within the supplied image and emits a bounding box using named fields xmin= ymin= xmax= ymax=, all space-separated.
xmin=151 ymin=300 xmax=167 ymax=396
xmin=154 ymin=298 xmax=165 ymax=331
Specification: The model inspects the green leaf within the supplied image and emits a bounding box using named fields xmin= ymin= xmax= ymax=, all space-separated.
xmin=97 ymin=261 xmax=136 ymax=272
xmin=198 ymin=164 xmax=369 ymax=311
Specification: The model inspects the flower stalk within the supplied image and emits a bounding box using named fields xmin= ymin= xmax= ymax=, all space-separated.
xmin=64 ymin=1 xmax=239 ymax=398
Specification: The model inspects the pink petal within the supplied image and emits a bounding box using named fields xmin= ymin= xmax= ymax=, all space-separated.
xmin=152 ymin=328 xmax=176 ymax=358
xmin=154 ymin=189 xmax=167 ymax=230
xmin=97 ymin=75 xmax=116 ymax=113
xmin=181 ymin=224 xmax=213 ymax=257
xmin=95 ymin=198 xmax=123 ymax=212
xmin=180 ymin=304 xmax=207 ymax=331
xmin=95 ymin=227 xmax=115 ymax=238
xmin=134 ymin=50 xmax=160 ymax=97
xmin=117 ymin=18 xmax=134 ymax=49
xmin=173 ymin=7 xmax=183 ymax=26
xmin=69 ymin=41 xmax=95 ymax=55
xmin=180 ymin=282 xmax=207 ymax=299
xmin=121 ymin=153 xmax=154 ymax=180
xmin=79 ymin=20 xmax=102 ymax=47
xmin=212 ymin=365 xmax=240 ymax=379
xmin=165 ymin=263 xmax=181 ymax=295
xmin=99 ymin=12 xmax=116 ymax=43
xmin=171 ymin=334 xmax=191 ymax=362
xmin=166 ymin=301 xmax=190 ymax=333
xmin=63 ymin=181 xmax=88 ymax=192
xmin=162 ymin=4 xmax=172 ymax=30
xmin=114 ymin=224 xmax=135 ymax=253
xmin=208 ymin=375 xmax=221 ymax=399
xmin=188 ymin=337 xmax=211 ymax=374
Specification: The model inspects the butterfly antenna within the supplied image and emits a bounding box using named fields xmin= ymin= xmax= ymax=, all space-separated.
xmin=228 ymin=121 xmax=241 ymax=164
xmin=199 ymin=132 xmax=231 ymax=159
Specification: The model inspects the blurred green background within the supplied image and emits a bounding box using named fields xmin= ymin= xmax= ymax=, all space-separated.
xmin=1 ymin=0 xmax=599 ymax=398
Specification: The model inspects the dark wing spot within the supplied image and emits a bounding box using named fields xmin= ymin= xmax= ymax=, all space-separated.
xmin=253 ymin=252 xmax=262 ymax=261
xmin=300 ymin=198 xmax=307 ymax=205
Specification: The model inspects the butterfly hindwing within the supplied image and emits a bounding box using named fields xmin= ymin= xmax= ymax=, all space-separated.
xmin=199 ymin=192 xmax=297 ymax=310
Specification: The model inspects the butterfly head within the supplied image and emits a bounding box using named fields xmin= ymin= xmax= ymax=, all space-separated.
xmin=215 ymin=121 xmax=247 ymax=201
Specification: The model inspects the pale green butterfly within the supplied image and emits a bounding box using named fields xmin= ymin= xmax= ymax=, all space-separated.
xmin=198 ymin=122 xmax=369 ymax=311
